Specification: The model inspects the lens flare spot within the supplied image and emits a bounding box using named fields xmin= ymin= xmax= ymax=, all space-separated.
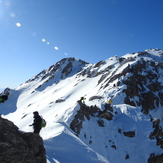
xmin=16 ymin=23 xmax=21 ymax=27
xmin=42 ymin=39 xmax=46 ymax=42
xmin=54 ymin=47 xmax=59 ymax=50
xmin=10 ymin=12 xmax=16 ymax=17
xmin=47 ymin=42 xmax=50 ymax=44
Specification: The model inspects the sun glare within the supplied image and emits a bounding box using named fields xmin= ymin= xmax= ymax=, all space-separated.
xmin=54 ymin=47 xmax=59 ymax=50
xmin=42 ymin=39 xmax=46 ymax=42
xmin=16 ymin=22 xmax=21 ymax=27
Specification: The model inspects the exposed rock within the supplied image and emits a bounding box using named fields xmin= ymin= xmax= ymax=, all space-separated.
xmin=97 ymin=119 xmax=105 ymax=127
xmin=111 ymin=145 xmax=116 ymax=150
xmin=141 ymin=91 xmax=159 ymax=114
xmin=0 ymin=117 xmax=46 ymax=163
xmin=137 ymin=51 xmax=150 ymax=57
xmin=118 ymin=129 xmax=122 ymax=133
xmin=124 ymin=97 xmax=136 ymax=106
xmin=104 ymin=103 xmax=113 ymax=112
xmin=89 ymin=96 xmax=103 ymax=101
xmin=70 ymin=100 xmax=114 ymax=135
xmin=89 ymin=140 xmax=92 ymax=144
xmin=123 ymin=131 xmax=135 ymax=138
xmin=148 ymin=153 xmax=163 ymax=163
xmin=55 ymin=98 xmax=65 ymax=103
xmin=70 ymin=101 xmax=100 ymax=135
xmin=125 ymin=153 xmax=129 ymax=159
xmin=149 ymin=119 xmax=163 ymax=149
xmin=122 ymin=60 xmax=163 ymax=114
xmin=61 ymin=62 xmax=73 ymax=79
xmin=104 ymin=74 xmax=120 ymax=88
xmin=94 ymin=60 xmax=104 ymax=68
xmin=99 ymin=111 xmax=114 ymax=121
xmin=97 ymin=73 xmax=110 ymax=85
xmin=119 ymin=57 xmax=125 ymax=63
xmin=0 ymin=87 xmax=10 ymax=96
xmin=0 ymin=95 xmax=8 ymax=103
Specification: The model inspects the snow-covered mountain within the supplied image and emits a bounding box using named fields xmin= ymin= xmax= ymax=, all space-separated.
xmin=1 ymin=49 xmax=163 ymax=163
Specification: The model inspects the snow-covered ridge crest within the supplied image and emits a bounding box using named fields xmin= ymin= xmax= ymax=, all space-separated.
xmin=24 ymin=57 xmax=88 ymax=83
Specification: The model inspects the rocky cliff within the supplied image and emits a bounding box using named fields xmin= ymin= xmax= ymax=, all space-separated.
xmin=0 ymin=116 xmax=46 ymax=163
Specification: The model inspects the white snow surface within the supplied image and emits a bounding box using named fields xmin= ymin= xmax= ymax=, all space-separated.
xmin=0 ymin=49 xmax=163 ymax=163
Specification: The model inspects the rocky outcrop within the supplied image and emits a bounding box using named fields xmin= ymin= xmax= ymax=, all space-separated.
xmin=70 ymin=101 xmax=99 ymax=135
xmin=61 ymin=62 xmax=73 ymax=79
xmin=123 ymin=131 xmax=135 ymax=138
xmin=0 ymin=88 xmax=10 ymax=103
xmin=122 ymin=59 xmax=163 ymax=114
xmin=70 ymin=100 xmax=114 ymax=136
xmin=149 ymin=119 xmax=163 ymax=149
xmin=148 ymin=153 xmax=163 ymax=163
xmin=98 ymin=104 xmax=114 ymax=121
xmin=0 ymin=116 xmax=46 ymax=163
xmin=25 ymin=57 xmax=88 ymax=85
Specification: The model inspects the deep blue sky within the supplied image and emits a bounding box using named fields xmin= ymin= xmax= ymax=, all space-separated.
xmin=1 ymin=0 xmax=163 ymax=89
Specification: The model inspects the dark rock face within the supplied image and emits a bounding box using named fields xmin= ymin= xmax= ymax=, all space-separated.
xmin=123 ymin=131 xmax=135 ymax=138
xmin=0 ymin=88 xmax=10 ymax=103
xmin=149 ymin=119 xmax=163 ymax=149
xmin=148 ymin=153 xmax=163 ymax=163
xmin=99 ymin=110 xmax=114 ymax=121
xmin=0 ymin=95 xmax=8 ymax=103
xmin=0 ymin=117 xmax=46 ymax=163
xmin=70 ymin=100 xmax=114 ymax=136
xmin=93 ymin=60 xmax=105 ymax=68
xmin=122 ymin=59 xmax=163 ymax=114
xmin=70 ymin=101 xmax=100 ymax=135
xmin=61 ymin=62 xmax=73 ymax=79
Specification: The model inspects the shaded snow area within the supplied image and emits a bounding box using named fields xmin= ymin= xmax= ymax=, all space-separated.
xmin=1 ymin=49 xmax=163 ymax=163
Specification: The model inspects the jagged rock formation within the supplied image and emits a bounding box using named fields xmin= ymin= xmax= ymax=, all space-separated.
xmin=0 ymin=116 xmax=46 ymax=163
xmin=70 ymin=100 xmax=114 ymax=136
xmin=149 ymin=119 xmax=163 ymax=150
xmin=122 ymin=58 xmax=163 ymax=114
xmin=25 ymin=57 xmax=88 ymax=86
xmin=0 ymin=88 xmax=10 ymax=103
xmin=70 ymin=100 xmax=100 ymax=135
xmin=0 ymin=88 xmax=10 ymax=96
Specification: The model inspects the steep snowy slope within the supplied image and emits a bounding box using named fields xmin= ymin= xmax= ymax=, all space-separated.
xmin=1 ymin=49 xmax=163 ymax=163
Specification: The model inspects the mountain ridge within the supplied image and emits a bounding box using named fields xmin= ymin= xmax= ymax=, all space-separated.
xmin=1 ymin=48 xmax=163 ymax=163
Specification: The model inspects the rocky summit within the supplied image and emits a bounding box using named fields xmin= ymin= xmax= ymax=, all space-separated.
xmin=1 ymin=49 xmax=163 ymax=163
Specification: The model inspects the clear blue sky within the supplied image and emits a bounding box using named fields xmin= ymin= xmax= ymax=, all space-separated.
xmin=0 ymin=0 xmax=163 ymax=89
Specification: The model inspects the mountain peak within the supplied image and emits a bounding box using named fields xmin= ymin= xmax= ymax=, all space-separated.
xmin=22 ymin=57 xmax=88 ymax=89
xmin=1 ymin=49 xmax=163 ymax=163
